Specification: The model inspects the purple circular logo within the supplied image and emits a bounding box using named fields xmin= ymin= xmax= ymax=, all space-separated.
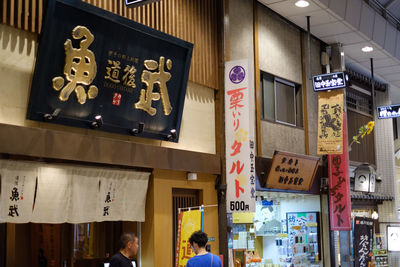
xmin=229 ymin=65 xmax=246 ymax=84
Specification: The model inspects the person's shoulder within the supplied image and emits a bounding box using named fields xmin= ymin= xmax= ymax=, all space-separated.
xmin=212 ymin=254 xmax=222 ymax=266
xmin=110 ymin=252 xmax=122 ymax=260
xmin=213 ymin=254 xmax=221 ymax=260
xmin=109 ymin=252 xmax=123 ymax=266
xmin=186 ymin=257 xmax=194 ymax=267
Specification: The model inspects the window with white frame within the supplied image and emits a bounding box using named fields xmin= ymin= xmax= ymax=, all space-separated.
xmin=260 ymin=71 xmax=303 ymax=127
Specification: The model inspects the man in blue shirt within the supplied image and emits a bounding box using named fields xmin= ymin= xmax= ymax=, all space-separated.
xmin=186 ymin=231 xmax=222 ymax=267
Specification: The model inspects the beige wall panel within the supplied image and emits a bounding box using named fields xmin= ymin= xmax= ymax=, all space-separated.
xmin=142 ymin=169 xmax=219 ymax=267
xmin=228 ymin=0 xmax=256 ymax=148
xmin=375 ymin=90 xmax=395 ymax=196
xmin=161 ymin=82 xmax=216 ymax=154
xmin=306 ymin=37 xmax=322 ymax=156
xmin=258 ymin=5 xmax=302 ymax=84
xmin=256 ymin=4 xmax=305 ymax=158
xmin=376 ymin=90 xmax=399 ymax=265
xmin=260 ymin=120 xmax=305 ymax=158
xmin=229 ymin=0 xmax=254 ymax=62
xmin=0 ymin=24 xmax=215 ymax=154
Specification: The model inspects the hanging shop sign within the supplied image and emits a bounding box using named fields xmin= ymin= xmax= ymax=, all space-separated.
xmin=354 ymin=217 xmax=374 ymax=267
xmin=328 ymin=111 xmax=351 ymax=231
xmin=312 ymin=72 xmax=346 ymax=92
xmin=317 ymin=90 xmax=344 ymax=155
xmin=0 ymin=161 xmax=37 ymax=223
xmin=27 ymin=0 xmax=193 ymax=142
xmin=265 ymin=151 xmax=319 ymax=191
xmin=377 ymin=104 xmax=400 ymax=119
xmin=175 ymin=210 xmax=202 ymax=267
xmin=225 ymin=59 xmax=256 ymax=213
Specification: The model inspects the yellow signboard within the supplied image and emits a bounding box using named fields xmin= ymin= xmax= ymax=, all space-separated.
xmin=175 ymin=210 xmax=202 ymax=267
xmin=232 ymin=212 xmax=255 ymax=224
xmin=317 ymin=90 xmax=344 ymax=155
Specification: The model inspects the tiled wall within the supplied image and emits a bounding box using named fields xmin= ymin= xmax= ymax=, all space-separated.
xmin=374 ymin=91 xmax=395 ymax=196
xmin=375 ymin=89 xmax=400 ymax=265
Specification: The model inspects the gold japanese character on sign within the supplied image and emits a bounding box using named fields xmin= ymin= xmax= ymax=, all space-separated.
xmin=122 ymin=65 xmax=136 ymax=88
xmin=135 ymin=56 xmax=173 ymax=116
xmin=52 ymin=26 xmax=98 ymax=104
xmin=105 ymin=60 xmax=121 ymax=83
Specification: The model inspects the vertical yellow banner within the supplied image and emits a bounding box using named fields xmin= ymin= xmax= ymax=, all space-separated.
xmin=175 ymin=210 xmax=202 ymax=267
xmin=317 ymin=90 xmax=344 ymax=155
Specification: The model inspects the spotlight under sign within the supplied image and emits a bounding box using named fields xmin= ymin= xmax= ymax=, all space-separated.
xmin=125 ymin=0 xmax=160 ymax=7
xmin=377 ymin=104 xmax=400 ymax=119
xmin=312 ymin=72 xmax=346 ymax=92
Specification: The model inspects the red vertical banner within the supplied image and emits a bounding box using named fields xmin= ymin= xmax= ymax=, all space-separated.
xmin=328 ymin=111 xmax=352 ymax=231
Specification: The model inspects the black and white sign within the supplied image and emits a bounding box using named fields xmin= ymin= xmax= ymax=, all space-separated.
xmin=312 ymin=72 xmax=346 ymax=92
xmin=354 ymin=217 xmax=374 ymax=267
xmin=377 ymin=104 xmax=400 ymax=119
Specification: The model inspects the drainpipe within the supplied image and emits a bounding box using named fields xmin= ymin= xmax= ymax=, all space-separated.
xmin=370 ymin=58 xmax=377 ymax=175
xmin=370 ymin=58 xmax=376 ymax=117
xmin=307 ymin=16 xmax=311 ymax=80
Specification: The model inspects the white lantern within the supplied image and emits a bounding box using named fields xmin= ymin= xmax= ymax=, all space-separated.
xmin=354 ymin=164 xmax=376 ymax=193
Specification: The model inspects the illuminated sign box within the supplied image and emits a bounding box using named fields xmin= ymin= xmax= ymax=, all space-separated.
xmin=312 ymin=72 xmax=346 ymax=92
xmin=387 ymin=226 xmax=400 ymax=252
xmin=27 ymin=0 xmax=193 ymax=142
xmin=377 ymin=104 xmax=400 ymax=119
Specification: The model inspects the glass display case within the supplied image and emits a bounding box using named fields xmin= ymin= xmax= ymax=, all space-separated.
xmin=229 ymin=192 xmax=322 ymax=267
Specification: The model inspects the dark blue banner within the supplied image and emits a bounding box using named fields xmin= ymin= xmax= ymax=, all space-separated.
xmin=312 ymin=72 xmax=346 ymax=92
xmin=27 ymin=0 xmax=193 ymax=142
xmin=377 ymin=104 xmax=400 ymax=119
xmin=354 ymin=217 xmax=374 ymax=267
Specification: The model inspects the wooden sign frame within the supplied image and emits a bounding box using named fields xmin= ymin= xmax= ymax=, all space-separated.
xmin=265 ymin=151 xmax=319 ymax=191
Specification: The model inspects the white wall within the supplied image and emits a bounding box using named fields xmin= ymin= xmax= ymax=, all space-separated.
xmin=374 ymin=89 xmax=399 ymax=265
xmin=0 ymin=24 xmax=216 ymax=154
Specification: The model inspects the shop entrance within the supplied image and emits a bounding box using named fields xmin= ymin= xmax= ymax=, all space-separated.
xmin=1 ymin=223 xmax=6 ymax=267
xmin=4 ymin=221 xmax=138 ymax=267
xmin=172 ymin=188 xmax=200 ymax=264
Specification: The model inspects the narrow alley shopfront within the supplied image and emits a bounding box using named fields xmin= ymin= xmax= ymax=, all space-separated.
xmin=228 ymin=153 xmax=325 ymax=267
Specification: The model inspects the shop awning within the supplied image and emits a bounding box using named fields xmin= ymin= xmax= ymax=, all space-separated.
xmin=350 ymin=191 xmax=394 ymax=201
xmin=0 ymin=160 xmax=150 ymax=223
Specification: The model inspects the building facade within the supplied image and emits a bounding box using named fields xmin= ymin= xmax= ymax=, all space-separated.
xmin=0 ymin=1 xmax=222 ymax=267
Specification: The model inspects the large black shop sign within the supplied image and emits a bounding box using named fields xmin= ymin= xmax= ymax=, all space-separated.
xmin=27 ymin=0 xmax=193 ymax=142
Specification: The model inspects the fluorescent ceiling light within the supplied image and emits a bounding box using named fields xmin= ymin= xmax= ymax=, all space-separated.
xmin=361 ymin=46 xmax=373 ymax=53
xmin=295 ymin=0 xmax=310 ymax=7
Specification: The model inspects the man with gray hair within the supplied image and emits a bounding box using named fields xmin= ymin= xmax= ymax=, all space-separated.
xmin=109 ymin=232 xmax=139 ymax=267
